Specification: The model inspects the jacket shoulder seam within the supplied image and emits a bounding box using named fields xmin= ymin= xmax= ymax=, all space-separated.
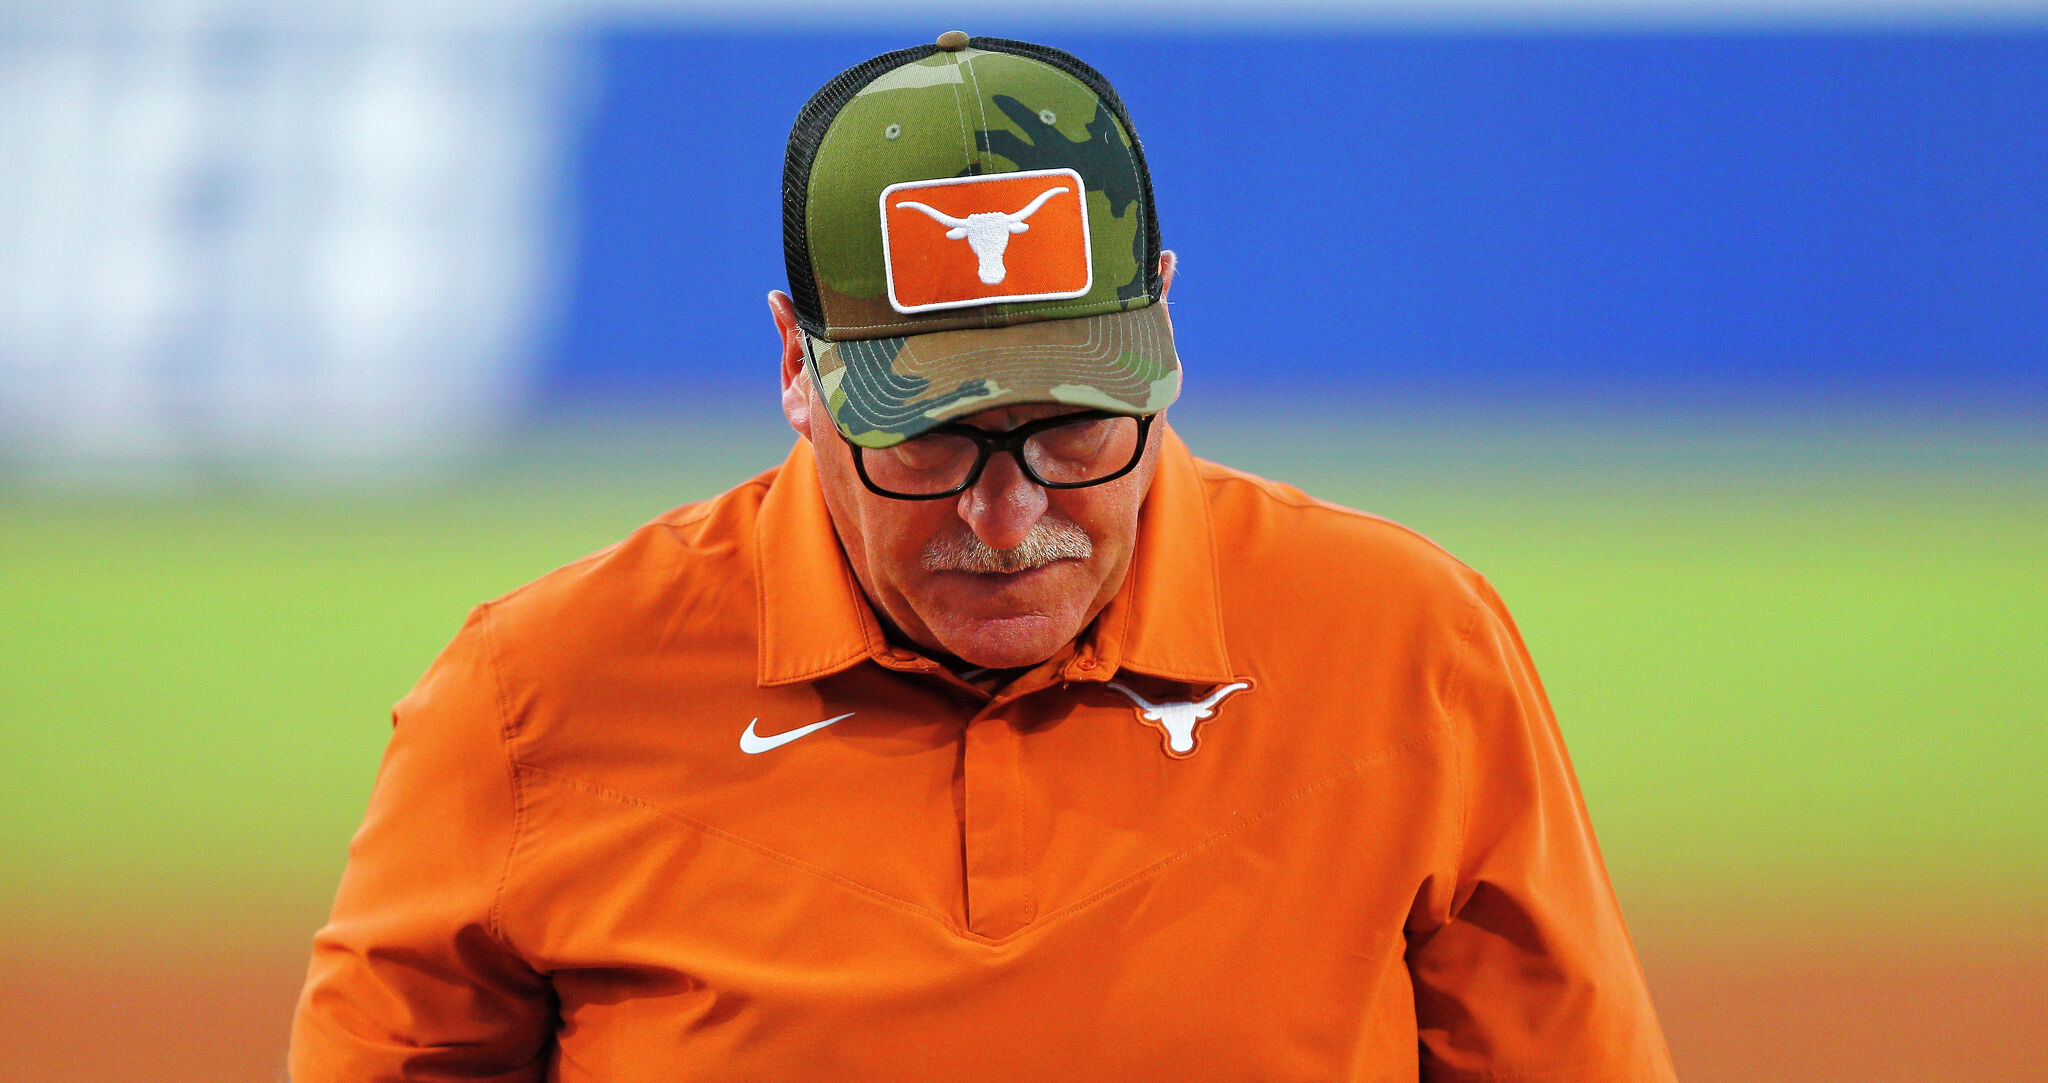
xmin=478 ymin=602 xmax=527 ymax=949
xmin=1192 ymin=460 xmax=1472 ymax=568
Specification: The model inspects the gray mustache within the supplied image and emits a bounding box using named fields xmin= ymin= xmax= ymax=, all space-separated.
xmin=921 ymin=519 xmax=1093 ymax=574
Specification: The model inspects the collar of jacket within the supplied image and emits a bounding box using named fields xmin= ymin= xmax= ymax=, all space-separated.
xmin=754 ymin=425 xmax=1234 ymax=689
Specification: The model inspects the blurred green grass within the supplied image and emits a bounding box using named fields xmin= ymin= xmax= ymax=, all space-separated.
xmin=3 ymin=406 xmax=2043 ymax=934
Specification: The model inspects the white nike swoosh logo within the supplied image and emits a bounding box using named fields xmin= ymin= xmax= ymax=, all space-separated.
xmin=739 ymin=712 xmax=854 ymax=755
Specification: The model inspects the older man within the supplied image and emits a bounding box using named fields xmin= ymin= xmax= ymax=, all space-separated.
xmin=291 ymin=33 xmax=1677 ymax=1082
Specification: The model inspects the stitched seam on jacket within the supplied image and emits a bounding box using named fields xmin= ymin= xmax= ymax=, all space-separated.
xmin=771 ymin=651 xmax=871 ymax=683
xmin=1440 ymin=591 xmax=1488 ymax=922
xmin=1016 ymin=744 xmax=1035 ymax=924
xmin=480 ymin=602 xmax=526 ymax=949
xmin=751 ymin=479 xmax=775 ymax=685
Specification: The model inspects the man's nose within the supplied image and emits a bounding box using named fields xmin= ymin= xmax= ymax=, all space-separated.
xmin=956 ymin=451 xmax=1048 ymax=551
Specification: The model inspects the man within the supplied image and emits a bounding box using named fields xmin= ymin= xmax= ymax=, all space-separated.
xmin=291 ymin=33 xmax=1677 ymax=1081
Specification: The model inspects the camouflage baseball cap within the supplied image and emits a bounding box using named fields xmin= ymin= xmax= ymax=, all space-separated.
xmin=783 ymin=33 xmax=1179 ymax=449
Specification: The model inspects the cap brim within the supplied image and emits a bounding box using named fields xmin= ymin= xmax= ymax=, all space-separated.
xmin=805 ymin=302 xmax=1180 ymax=449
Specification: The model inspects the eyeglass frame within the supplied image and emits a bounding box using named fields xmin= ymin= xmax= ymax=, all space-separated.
xmin=845 ymin=409 xmax=1157 ymax=501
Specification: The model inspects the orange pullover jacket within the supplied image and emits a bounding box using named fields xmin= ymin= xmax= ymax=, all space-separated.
xmin=291 ymin=429 xmax=1676 ymax=1081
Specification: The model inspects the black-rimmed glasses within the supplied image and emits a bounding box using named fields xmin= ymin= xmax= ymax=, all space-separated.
xmin=848 ymin=410 xmax=1155 ymax=500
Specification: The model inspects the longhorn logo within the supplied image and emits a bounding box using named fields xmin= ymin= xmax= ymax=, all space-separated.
xmin=894 ymin=187 xmax=1068 ymax=285
xmin=1105 ymin=681 xmax=1252 ymax=759
xmin=879 ymin=168 xmax=1092 ymax=313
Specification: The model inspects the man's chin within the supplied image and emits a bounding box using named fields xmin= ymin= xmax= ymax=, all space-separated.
xmin=923 ymin=607 xmax=1085 ymax=670
xmin=908 ymin=560 xmax=1103 ymax=667
xmin=937 ymin=627 xmax=1071 ymax=669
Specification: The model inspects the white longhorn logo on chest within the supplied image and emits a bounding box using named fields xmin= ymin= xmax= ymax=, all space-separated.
xmin=1105 ymin=680 xmax=1252 ymax=759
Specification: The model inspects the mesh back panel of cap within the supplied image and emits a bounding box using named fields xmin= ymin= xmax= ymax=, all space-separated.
xmin=781 ymin=38 xmax=1163 ymax=336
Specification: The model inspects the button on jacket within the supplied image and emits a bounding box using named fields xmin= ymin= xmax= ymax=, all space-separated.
xmin=291 ymin=429 xmax=1677 ymax=1081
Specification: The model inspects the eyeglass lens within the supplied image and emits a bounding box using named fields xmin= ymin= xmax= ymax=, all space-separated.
xmin=861 ymin=414 xmax=1143 ymax=497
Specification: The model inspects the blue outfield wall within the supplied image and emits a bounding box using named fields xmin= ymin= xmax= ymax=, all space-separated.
xmin=543 ymin=28 xmax=2048 ymax=409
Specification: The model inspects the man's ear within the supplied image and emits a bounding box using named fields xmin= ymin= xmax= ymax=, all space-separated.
xmin=768 ymin=290 xmax=811 ymax=440
xmin=1159 ymin=250 xmax=1177 ymax=301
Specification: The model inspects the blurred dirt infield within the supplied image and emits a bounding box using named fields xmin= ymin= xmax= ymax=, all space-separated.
xmin=7 ymin=912 xmax=2043 ymax=1081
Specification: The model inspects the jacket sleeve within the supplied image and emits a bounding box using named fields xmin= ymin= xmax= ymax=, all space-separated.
xmin=1406 ymin=579 xmax=1678 ymax=1082
xmin=290 ymin=604 xmax=554 ymax=1081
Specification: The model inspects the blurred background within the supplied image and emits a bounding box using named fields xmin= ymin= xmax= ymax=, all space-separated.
xmin=3 ymin=1 xmax=2043 ymax=1079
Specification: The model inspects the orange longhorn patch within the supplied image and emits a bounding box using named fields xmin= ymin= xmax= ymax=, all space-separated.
xmin=880 ymin=168 xmax=1093 ymax=314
